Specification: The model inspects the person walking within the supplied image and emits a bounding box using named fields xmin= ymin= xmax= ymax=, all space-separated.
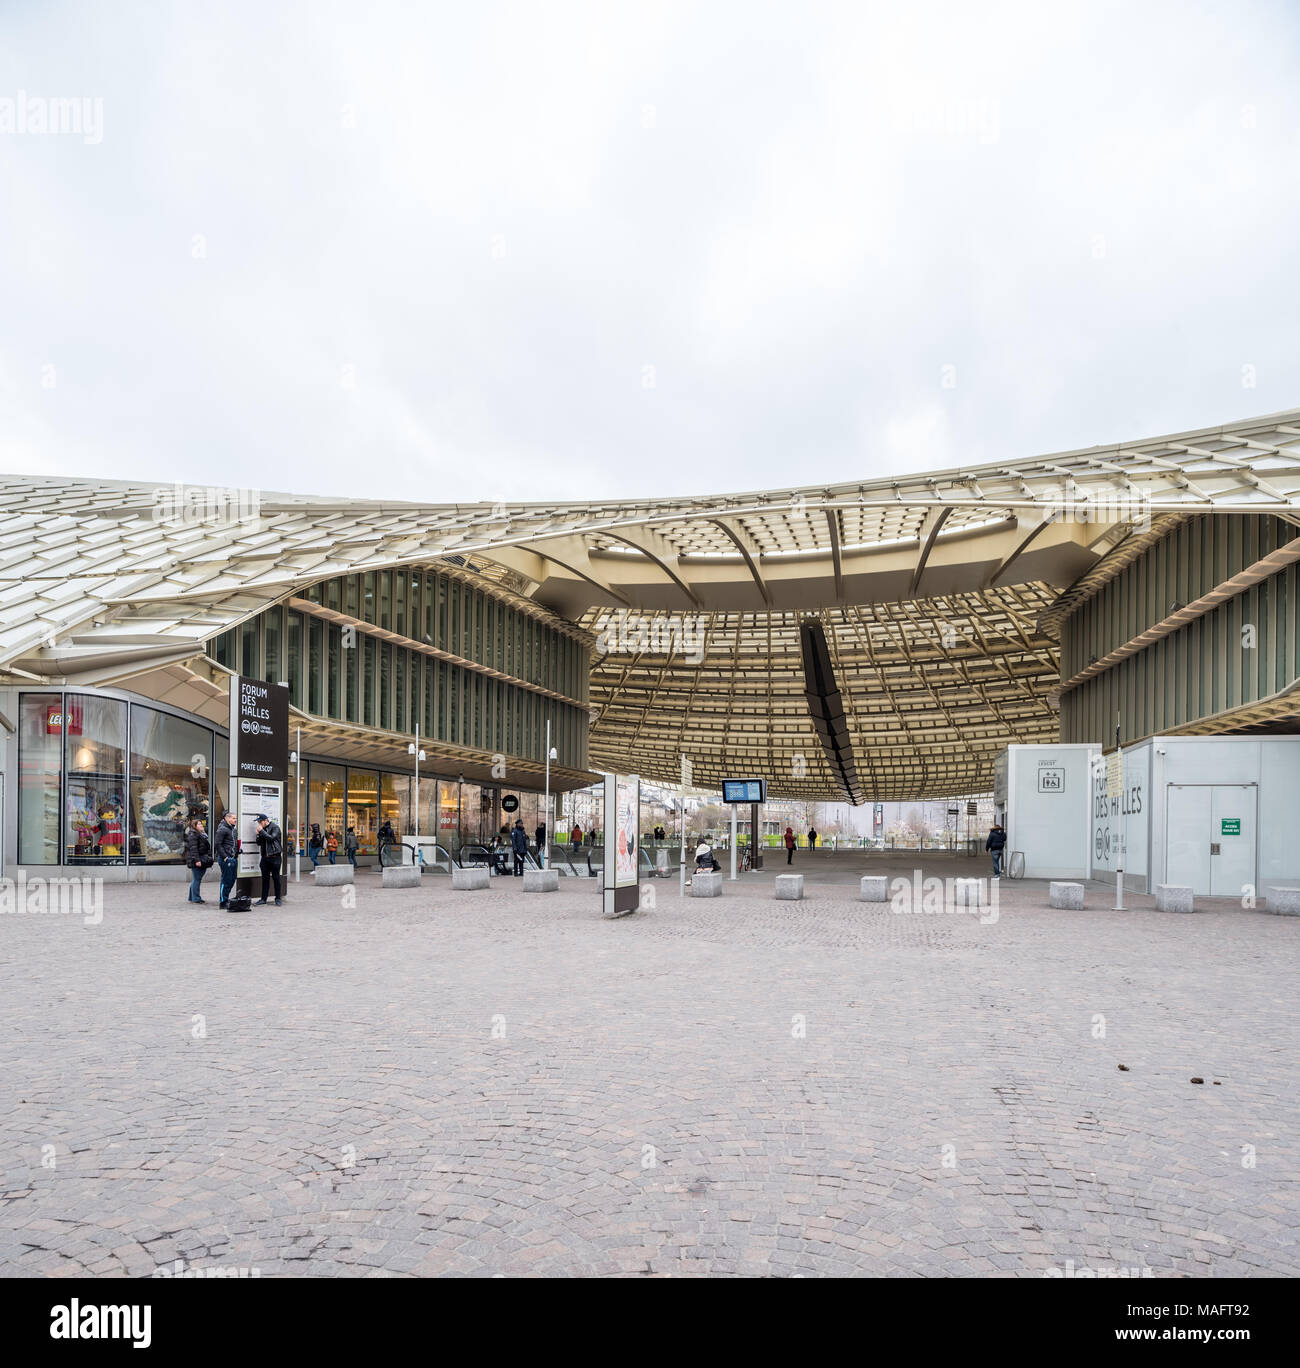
xmin=344 ymin=826 xmax=358 ymax=868
xmin=511 ymin=818 xmax=529 ymax=875
xmin=535 ymin=821 xmax=547 ymax=857
xmin=252 ymin=814 xmax=284 ymax=906
xmin=985 ymin=821 xmax=1007 ymax=878
xmin=214 ymin=809 xmax=239 ymax=908
xmin=807 ymin=827 xmax=818 ymax=851
xmin=184 ymin=817 xmax=213 ymax=904
xmin=571 ymin=823 xmax=582 ymax=846
xmin=325 ymin=830 xmax=338 ymax=864
xmin=784 ymin=826 xmax=797 ymax=865
xmin=307 ymin=823 xmax=323 ymax=869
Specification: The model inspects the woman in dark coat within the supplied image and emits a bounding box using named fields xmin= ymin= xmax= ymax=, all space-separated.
xmin=185 ymin=819 xmax=213 ymax=904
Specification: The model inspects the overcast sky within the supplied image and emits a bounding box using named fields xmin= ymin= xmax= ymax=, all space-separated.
xmin=2 ymin=0 xmax=1298 ymax=505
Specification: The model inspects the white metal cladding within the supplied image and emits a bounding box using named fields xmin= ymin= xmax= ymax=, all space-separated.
xmin=2 ymin=408 xmax=1298 ymax=801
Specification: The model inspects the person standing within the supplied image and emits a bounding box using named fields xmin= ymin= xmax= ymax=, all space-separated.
xmin=325 ymin=830 xmax=338 ymax=864
xmin=807 ymin=827 xmax=818 ymax=850
xmin=253 ymin=814 xmax=284 ymax=906
xmin=184 ymin=818 xmax=213 ymax=904
xmin=571 ymin=822 xmax=582 ymax=846
xmin=511 ymin=818 xmax=529 ymax=875
xmin=214 ymin=809 xmax=239 ymax=908
xmin=344 ymin=826 xmax=358 ymax=868
xmin=784 ymin=826 xmax=796 ymax=865
xmin=985 ymin=822 xmax=1007 ymax=878
xmin=535 ymin=821 xmax=547 ymax=857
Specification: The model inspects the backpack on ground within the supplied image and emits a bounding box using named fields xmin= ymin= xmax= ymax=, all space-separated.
xmin=226 ymin=893 xmax=253 ymax=913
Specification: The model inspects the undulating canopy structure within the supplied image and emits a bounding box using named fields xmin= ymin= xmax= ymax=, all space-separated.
xmin=3 ymin=407 xmax=1299 ymax=800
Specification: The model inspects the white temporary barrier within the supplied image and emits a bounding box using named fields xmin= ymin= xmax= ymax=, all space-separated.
xmin=993 ymin=744 xmax=1099 ymax=879
xmin=1090 ymin=736 xmax=1300 ymax=897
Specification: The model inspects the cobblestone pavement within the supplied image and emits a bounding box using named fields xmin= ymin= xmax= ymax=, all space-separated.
xmin=1 ymin=854 xmax=1297 ymax=1278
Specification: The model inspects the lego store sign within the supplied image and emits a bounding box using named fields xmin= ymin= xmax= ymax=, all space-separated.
xmin=45 ymin=704 xmax=82 ymax=734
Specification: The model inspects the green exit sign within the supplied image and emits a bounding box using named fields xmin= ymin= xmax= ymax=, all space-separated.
xmin=1221 ymin=818 xmax=1241 ymax=835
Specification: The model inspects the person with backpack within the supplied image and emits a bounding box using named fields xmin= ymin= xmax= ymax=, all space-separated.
xmin=985 ymin=822 xmax=1008 ymax=878
xmin=344 ymin=827 xmax=358 ymax=868
xmin=214 ymin=809 xmax=239 ymax=908
xmin=307 ymin=823 xmax=323 ymax=868
xmin=184 ymin=817 xmax=213 ymax=904
xmin=325 ymin=830 xmax=339 ymax=864
xmin=784 ymin=826 xmax=797 ymax=865
xmin=253 ymin=814 xmax=284 ymax=906
xmin=511 ymin=818 xmax=529 ymax=875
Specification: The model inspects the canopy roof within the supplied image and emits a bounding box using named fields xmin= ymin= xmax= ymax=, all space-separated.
xmin=3 ymin=408 xmax=1298 ymax=799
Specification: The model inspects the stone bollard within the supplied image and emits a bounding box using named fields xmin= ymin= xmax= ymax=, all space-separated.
xmin=859 ymin=875 xmax=888 ymax=902
xmin=313 ymin=865 xmax=354 ymax=887
xmin=381 ymin=865 xmax=421 ymax=889
xmin=774 ymin=873 xmax=803 ymax=901
xmin=1263 ymin=887 xmax=1300 ymax=916
xmin=953 ymin=878 xmax=984 ymax=907
xmin=1049 ymin=881 xmax=1085 ymax=910
xmin=690 ymin=871 xmax=723 ymax=898
xmin=523 ymin=869 xmax=559 ymax=893
xmin=1155 ymin=884 xmax=1195 ymax=913
xmin=451 ymin=866 xmax=490 ymax=891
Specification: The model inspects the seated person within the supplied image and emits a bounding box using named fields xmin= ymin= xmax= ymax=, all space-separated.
xmin=694 ymin=839 xmax=721 ymax=872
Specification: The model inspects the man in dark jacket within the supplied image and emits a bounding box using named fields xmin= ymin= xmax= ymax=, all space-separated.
xmin=511 ymin=819 xmax=529 ymax=876
xmin=985 ymin=822 xmax=1007 ymax=878
xmin=253 ymin=814 xmax=284 ymax=905
xmin=214 ymin=809 xmax=239 ymax=908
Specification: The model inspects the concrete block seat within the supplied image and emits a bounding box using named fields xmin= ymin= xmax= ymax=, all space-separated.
xmin=1049 ymin=881 xmax=1084 ymax=910
xmin=953 ymin=878 xmax=984 ymax=907
xmin=313 ymin=865 xmax=354 ymax=887
xmin=859 ymin=875 xmax=888 ymax=902
xmin=381 ymin=865 xmax=420 ymax=888
xmin=1264 ymin=887 xmax=1300 ymax=916
xmin=690 ymin=871 xmax=723 ymax=898
xmin=774 ymin=873 xmax=803 ymax=901
xmin=1155 ymin=884 xmax=1195 ymax=913
xmin=451 ymin=865 xmax=490 ymax=891
xmin=523 ymin=869 xmax=559 ymax=892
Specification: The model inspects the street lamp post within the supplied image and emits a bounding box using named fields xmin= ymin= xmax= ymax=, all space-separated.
xmin=408 ymin=725 xmax=426 ymax=869
xmin=543 ymin=719 xmax=558 ymax=869
xmin=293 ymin=726 xmax=301 ymax=882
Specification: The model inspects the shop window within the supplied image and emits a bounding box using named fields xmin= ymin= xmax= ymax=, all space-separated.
xmin=347 ymin=768 xmax=379 ymax=855
xmin=18 ymin=693 xmax=62 ymax=864
xmin=64 ymin=695 xmax=127 ymax=866
xmin=308 ymin=762 xmax=346 ymax=850
xmin=240 ymin=620 xmax=260 ymax=678
xmin=129 ymin=705 xmax=212 ymax=864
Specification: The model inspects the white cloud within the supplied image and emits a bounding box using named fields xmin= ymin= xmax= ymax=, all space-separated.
xmin=0 ymin=0 xmax=1297 ymax=503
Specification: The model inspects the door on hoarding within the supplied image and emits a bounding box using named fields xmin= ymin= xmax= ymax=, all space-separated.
xmin=1164 ymin=785 xmax=1256 ymax=897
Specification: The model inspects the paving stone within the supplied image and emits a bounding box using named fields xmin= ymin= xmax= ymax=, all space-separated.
xmin=1 ymin=853 xmax=1296 ymax=1279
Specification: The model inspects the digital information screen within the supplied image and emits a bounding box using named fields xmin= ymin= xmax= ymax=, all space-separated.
xmin=722 ymin=779 xmax=766 ymax=804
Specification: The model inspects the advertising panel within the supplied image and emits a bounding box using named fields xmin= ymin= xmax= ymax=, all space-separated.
xmin=602 ymin=773 xmax=640 ymax=917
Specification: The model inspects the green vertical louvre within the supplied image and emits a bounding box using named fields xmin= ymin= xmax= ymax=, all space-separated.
xmin=1060 ymin=516 xmax=1300 ymax=743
